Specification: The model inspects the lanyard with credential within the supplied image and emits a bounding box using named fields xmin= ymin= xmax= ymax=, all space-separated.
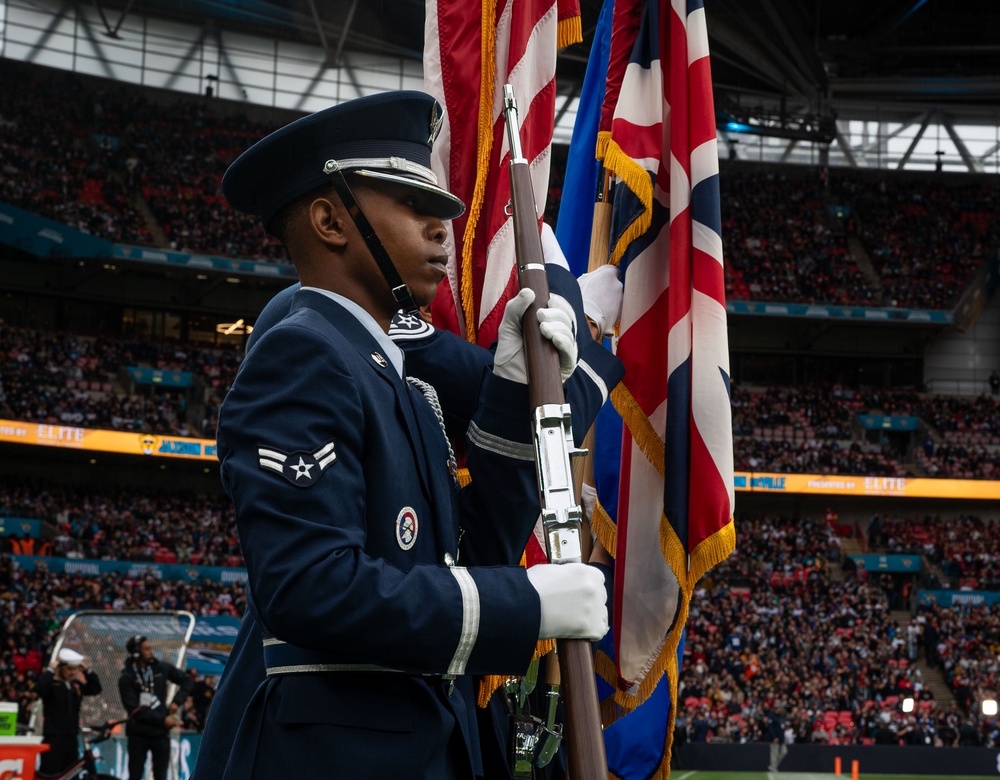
xmin=135 ymin=664 xmax=154 ymax=692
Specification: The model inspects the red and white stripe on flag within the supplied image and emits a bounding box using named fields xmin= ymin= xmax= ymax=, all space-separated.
xmin=423 ymin=0 xmax=581 ymax=346
xmin=601 ymin=0 xmax=735 ymax=704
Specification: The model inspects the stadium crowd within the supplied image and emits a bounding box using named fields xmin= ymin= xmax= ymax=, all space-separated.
xmin=0 ymin=324 xmax=243 ymax=437
xmin=0 ymin=481 xmax=241 ymax=567
xmin=5 ymin=298 xmax=1000 ymax=477
xmin=914 ymin=599 xmax=1000 ymax=720
xmin=732 ymin=384 xmax=1000 ymax=478
xmin=676 ymin=512 xmax=1000 ymax=747
xmin=721 ymin=168 xmax=869 ymax=305
xmin=0 ymin=64 xmax=152 ymax=245
xmin=719 ymin=165 xmax=999 ymax=310
xmin=3 ymin=55 xmax=1000 ymax=759
xmin=4 ymin=318 xmax=999 ymax=478
xmin=3 ymin=498 xmax=1000 ymax=746
xmin=835 ymin=172 xmax=1000 ymax=310
xmin=3 ymin=60 xmax=998 ymax=312
xmin=874 ymin=514 xmax=1000 ymax=591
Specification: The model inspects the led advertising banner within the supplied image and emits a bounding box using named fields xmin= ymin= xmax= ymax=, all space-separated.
xmin=848 ymin=554 xmax=922 ymax=573
xmin=2 ymin=418 xmax=998 ymax=497
xmin=734 ymin=472 xmax=1000 ymax=500
xmin=0 ymin=419 xmax=217 ymax=460
xmin=13 ymin=555 xmax=247 ymax=584
xmin=918 ymin=590 xmax=1000 ymax=608
xmin=0 ymin=517 xmax=42 ymax=538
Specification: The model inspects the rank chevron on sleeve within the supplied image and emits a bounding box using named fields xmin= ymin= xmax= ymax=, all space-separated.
xmin=258 ymin=441 xmax=337 ymax=487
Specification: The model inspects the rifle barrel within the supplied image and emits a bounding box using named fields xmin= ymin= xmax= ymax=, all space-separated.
xmin=503 ymin=83 xmax=608 ymax=780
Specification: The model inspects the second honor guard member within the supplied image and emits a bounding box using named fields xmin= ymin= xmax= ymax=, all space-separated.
xmin=210 ymin=91 xmax=608 ymax=779
xmin=36 ymin=647 xmax=102 ymax=774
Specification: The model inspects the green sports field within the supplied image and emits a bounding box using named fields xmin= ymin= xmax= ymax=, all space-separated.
xmin=670 ymin=773 xmax=981 ymax=780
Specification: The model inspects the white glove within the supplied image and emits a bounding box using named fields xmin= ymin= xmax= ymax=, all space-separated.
xmin=526 ymin=563 xmax=608 ymax=641
xmin=577 ymin=264 xmax=623 ymax=338
xmin=493 ymin=288 xmax=579 ymax=384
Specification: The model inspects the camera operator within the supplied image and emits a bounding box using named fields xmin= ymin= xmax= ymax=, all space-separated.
xmin=118 ymin=635 xmax=192 ymax=780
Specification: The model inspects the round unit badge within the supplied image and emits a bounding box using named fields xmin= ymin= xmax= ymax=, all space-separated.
xmin=396 ymin=507 xmax=418 ymax=550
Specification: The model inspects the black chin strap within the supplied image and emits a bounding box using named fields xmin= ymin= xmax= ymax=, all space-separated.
xmin=327 ymin=170 xmax=417 ymax=311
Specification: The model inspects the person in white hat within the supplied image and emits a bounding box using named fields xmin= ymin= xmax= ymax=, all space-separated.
xmin=36 ymin=647 xmax=102 ymax=774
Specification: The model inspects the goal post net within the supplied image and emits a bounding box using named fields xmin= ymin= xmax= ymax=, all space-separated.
xmin=34 ymin=610 xmax=196 ymax=731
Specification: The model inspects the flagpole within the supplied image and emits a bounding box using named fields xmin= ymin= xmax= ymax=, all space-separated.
xmin=587 ymin=168 xmax=612 ymax=274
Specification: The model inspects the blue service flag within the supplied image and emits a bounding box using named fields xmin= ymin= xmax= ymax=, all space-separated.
xmin=605 ymin=636 xmax=684 ymax=779
xmin=554 ymin=0 xmax=615 ymax=276
xmin=596 ymin=531 xmax=686 ymax=780
xmin=593 ymin=399 xmax=681 ymax=780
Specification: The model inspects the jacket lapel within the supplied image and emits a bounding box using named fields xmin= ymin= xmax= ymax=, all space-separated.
xmin=289 ymin=290 xmax=435 ymax=504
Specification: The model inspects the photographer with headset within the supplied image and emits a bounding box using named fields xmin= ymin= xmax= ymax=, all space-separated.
xmin=117 ymin=635 xmax=193 ymax=780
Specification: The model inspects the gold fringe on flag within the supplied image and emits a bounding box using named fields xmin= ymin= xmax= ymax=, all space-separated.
xmin=591 ymin=496 xmax=617 ymax=559
xmin=610 ymin=383 xmax=664 ymax=478
xmin=556 ymin=14 xmax=582 ymax=50
xmin=595 ymin=131 xmax=653 ymax=268
xmin=690 ymin=518 xmax=737 ymax=584
xmin=596 ymin=129 xmax=612 ymax=160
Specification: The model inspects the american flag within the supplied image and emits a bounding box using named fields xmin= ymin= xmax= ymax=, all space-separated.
xmin=422 ymin=0 xmax=581 ymax=346
xmin=422 ymin=0 xmax=583 ymax=706
xmin=595 ymin=0 xmax=735 ymax=772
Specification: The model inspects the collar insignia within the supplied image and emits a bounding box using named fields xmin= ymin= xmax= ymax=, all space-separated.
xmin=258 ymin=441 xmax=336 ymax=488
xmin=371 ymin=351 xmax=388 ymax=368
xmin=388 ymin=311 xmax=435 ymax=342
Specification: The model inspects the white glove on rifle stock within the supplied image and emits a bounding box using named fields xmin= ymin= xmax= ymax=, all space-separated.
xmin=527 ymin=563 xmax=608 ymax=641
xmin=493 ymin=288 xmax=578 ymax=384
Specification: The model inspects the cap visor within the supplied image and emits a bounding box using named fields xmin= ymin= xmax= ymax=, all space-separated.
xmin=353 ymin=169 xmax=465 ymax=220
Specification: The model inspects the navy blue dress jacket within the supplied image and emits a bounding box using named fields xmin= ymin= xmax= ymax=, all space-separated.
xmin=197 ymin=269 xmax=624 ymax=780
xmin=213 ymin=290 xmax=549 ymax=779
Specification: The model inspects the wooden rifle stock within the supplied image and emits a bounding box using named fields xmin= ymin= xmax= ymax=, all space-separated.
xmin=503 ymin=85 xmax=607 ymax=780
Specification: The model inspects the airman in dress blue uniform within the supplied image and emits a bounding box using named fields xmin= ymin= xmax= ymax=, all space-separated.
xmin=196 ymin=262 xmax=623 ymax=780
xmin=206 ymin=91 xmax=610 ymax=779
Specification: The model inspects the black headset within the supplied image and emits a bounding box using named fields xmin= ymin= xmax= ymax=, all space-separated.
xmin=127 ymin=635 xmax=147 ymax=661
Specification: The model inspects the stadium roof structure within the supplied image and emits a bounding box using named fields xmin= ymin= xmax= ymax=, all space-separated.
xmin=7 ymin=0 xmax=1000 ymax=171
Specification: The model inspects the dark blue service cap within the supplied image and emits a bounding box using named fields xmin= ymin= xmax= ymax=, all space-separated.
xmin=222 ymin=90 xmax=465 ymax=228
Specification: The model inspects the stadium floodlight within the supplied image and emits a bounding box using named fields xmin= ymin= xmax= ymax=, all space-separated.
xmin=983 ymin=700 xmax=998 ymax=716
xmin=902 ymin=697 xmax=915 ymax=713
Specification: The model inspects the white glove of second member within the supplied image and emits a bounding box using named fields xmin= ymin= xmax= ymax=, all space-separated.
xmin=577 ymin=264 xmax=623 ymax=338
xmin=493 ymin=288 xmax=578 ymax=384
xmin=526 ymin=562 xmax=608 ymax=641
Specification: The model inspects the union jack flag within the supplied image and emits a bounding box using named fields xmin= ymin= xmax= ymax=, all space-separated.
xmin=589 ymin=0 xmax=735 ymax=773
xmin=423 ymin=0 xmax=581 ymax=346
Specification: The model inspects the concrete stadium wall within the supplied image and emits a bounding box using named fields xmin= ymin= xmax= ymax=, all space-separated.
xmin=678 ymin=742 xmax=1000 ymax=775
xmin=925 ymin=285 xmax=1000 ymax=396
